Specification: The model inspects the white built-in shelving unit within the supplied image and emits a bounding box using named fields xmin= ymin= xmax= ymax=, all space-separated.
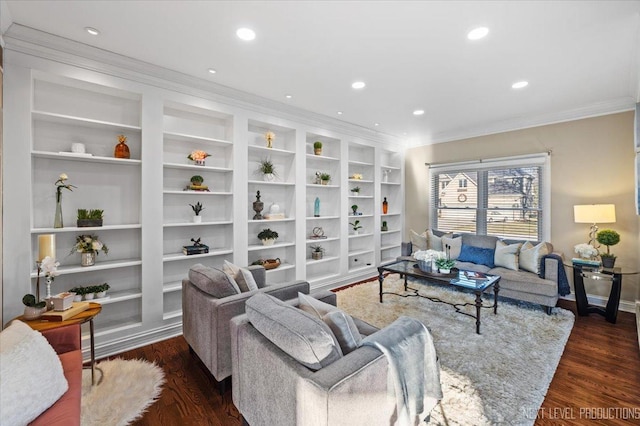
xmin=379 ymin=150 xmax=404 ymax=263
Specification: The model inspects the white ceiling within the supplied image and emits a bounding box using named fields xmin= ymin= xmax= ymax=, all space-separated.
xmin=3 ymin=1 xmax=640 ymax=146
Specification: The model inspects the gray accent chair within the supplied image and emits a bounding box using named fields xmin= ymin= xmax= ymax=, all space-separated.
xmin=182 ymin=265 xmax=311 ymax=388
xmin=231 ymin=293 xmax=398 ymax=426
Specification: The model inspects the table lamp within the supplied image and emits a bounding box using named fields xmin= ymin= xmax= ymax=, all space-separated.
xmin=573 ymin=204 xmax=616 ymax=246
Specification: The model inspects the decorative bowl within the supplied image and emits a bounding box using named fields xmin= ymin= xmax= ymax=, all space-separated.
xmin=263 ymin=258 xmax=281 ymax=270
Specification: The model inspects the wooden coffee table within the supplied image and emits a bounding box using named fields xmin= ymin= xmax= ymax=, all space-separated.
xmin=378 ymin=260 xmax=501 ymax=334
xmin=16 ymin=302 xmax=103 ymax=385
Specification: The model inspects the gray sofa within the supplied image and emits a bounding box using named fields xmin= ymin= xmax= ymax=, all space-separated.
xmin=401 ymin=233 xmax=563 ymax=312
xmin=182 ymin=264 xmax=312 ymax=387
xmin=230 ymin=292 xmax=413 ymax=426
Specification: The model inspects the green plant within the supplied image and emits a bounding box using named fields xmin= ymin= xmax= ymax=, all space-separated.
xmin=596 ymin=229 xmax=620 ymax=257
xmin=350 ymin=220 xmax=362 ymax=231
xmin=69 ymin=286 xmax=86 ymax=295
xmin=257 ymin=228 xmax=279 ymax=241
xmin=77 ymin=209 xmax=104 ymax=220
xmin=190 ymin=202 xmax=204 ymax=215
xmin=258 ymin=158 xmax=277 ymax=176
xmin=97 ymin=283 xmax=110 ymax=292
xmin=310 ymin=244 xmax=324 ymax=253
xmin=351 ymin=204 xmax=358 ymax=214
xmin=351 ymin=186 xmax=360 ymax=193
xmin=319 ymin=172 xmax=331 ymax=181
xmin=190 ymin=175 xmax=204 ymax=184
xmin=313 ymin=141 xmax=323 ymax=149
xmin=22 ymin=294 xmax=46 ymax=308
xmin=435 ymin=258 xmax=456 ymax=270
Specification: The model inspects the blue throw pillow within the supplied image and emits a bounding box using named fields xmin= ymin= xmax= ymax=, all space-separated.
xmin=457 ymin=244 xmax=496 ymax=268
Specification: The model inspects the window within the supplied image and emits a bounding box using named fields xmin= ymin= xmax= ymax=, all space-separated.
xmin=429 ymin=154 xmax=550 ymax=241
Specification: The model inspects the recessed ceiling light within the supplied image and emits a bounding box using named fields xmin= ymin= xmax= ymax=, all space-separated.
xmin=85 ymin=27 xmax=100 ymax=36
xmin=374 ymin=123 xmax=379 ymax=127
xmin=285 ymin=94 xmax=292 ymax=99
xmin=467 ymin=27 xmax=489 ymax=40
xmin=351 ymin=81 xmax=366 ymax=89
xmin=236 ymin=28 xmax=256 ymax=41
xmin=337 ymin=111 xmax=343 ymax=115
xmin=208 ymin=68 xmax=217 ymax=74
xmin=403 ymin=132 xmax=407 ymax=136
xmin=413 ymin=110 xmax=425 ymax=116
xmin=512 ymin=81 xmax=529 ymax=89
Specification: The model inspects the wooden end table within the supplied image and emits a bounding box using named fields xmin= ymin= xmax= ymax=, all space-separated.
xmin=16 ymin=302 xmax=102 ymax=385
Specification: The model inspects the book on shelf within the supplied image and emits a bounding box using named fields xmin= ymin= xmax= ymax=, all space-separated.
xmin=571 ymin=258 xmax=601 ymax=267
xmin=464 ymin=271 xmax=489 ymax=281
xmin=183 ymin=244 xmax=209 ymax=255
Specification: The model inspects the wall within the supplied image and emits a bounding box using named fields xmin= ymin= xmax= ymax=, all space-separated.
xmin=406 ymin=112 xmax=640 ymax=308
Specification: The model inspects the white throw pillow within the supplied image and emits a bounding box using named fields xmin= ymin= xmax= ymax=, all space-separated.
xmin=223 ymin=260 xmax=258 ymax=292
xmin=519 ymin=241 xmax=549 ymax=274
xmin=0 ymin=320 xmax=69 ymax=425
xmin=427 ymin=229 xmax=452 ymax=251
xmin=441 ymin=236 xmax=462 ymax=260
xmin=494 ymin=240 xmax=523 ymax=271
xmin=410 ymin=229 xmax=428 ymax=254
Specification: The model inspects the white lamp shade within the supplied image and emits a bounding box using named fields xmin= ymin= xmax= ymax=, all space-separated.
xmin=573 ymin=204 xmax=616 ymax=224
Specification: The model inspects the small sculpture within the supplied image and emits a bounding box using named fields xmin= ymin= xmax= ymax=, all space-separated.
xmin=253 ymin=191 xmax=264 ymax=220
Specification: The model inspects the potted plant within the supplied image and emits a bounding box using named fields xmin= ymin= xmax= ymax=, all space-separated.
xmin=319 ymin=172 xmax=331 ymax=185
xmin=257 ymin=228 xmax=279 ymax=246
xmin=310 ymin=245 xmax=324 ymax=260
xmin=313 ymin=140 xmax=323 ymax=155
xmin=351 ymin=186 xmax=360 ymax=195
xmin=70 ymin=234 xmax=109 ymax=267
xmin=435 ymin=258 xmax=456 ymax=274
xmin=351 ymin=204 xmax=358 ymax=215
xmin=22 ymin=294 xmax=47 ymax=320
xmin=69 ymin=286 xmax=85 ymax=302
xmin=381 ymin=220 xmax=388 ymax=232
xmin=190 ymin=202 xmax=204 ymax=223
xmin=84 ymin=285 xmax=97 ymax=300
xmin=596 ymin=229 xmax=620 ymax=268
xmin=258 ymin=158 xmax=277 ymax=182
xmin=95 ymin=283 xmax=110 ymax=299
xmin=77 ymin=209 xmax=104 ymax=227
xmin=350 ymin=220 xmax=363 ymax=235
xmin=190 ymin=175 xmax=204 ymax=186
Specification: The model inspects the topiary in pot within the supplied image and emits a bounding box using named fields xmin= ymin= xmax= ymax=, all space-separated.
xmin=596 ymin=229 xmax=620 ymax=268
xmin=257 ymin=228 xmax=279 ymax=245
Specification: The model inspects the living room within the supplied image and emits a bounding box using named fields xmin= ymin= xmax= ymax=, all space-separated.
xmin=1 ymin=1 xmax=639 ymax=425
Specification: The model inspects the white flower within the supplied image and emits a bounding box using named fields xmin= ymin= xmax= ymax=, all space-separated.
xmin=41 ymin=255 xmax=60 ymax=278
xmin=414 ymin=249 xmax=446 ymax=261
xmin=92 ymin=241 xmax=103 ymax=251
xmin=58 ymin=173 xmax=68 ymax=181
xmin=574 ymin=243 xmax=598 ymax=259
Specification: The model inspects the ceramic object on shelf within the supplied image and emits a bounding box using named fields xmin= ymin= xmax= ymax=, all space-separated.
xmin=114 ymin=135 xmax=130 ymax=159
xmin=193 ymin=215 xmax=202 ymax=223
xmin=23 ymin=306 xmax=47 ymax=320
xmin=382 ymin=197 xmax=388 ymax=214
xmin=263 ymin=173 xmax=275 ymax=182
xmin=81 ymin=252 xmax=96 ymax=267
xmin=253 ymin=191 xmax=264 ymax=220
xmin=261 ymin=238 xmax=276 ymax=246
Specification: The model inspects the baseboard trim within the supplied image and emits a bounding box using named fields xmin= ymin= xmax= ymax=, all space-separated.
xmin=88 ymin=323 xmax=183 ymax=361
xmin=559 ymin=293 xmax=637 ymax=314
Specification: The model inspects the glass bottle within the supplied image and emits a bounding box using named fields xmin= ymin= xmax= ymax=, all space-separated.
xmin=382 ymin=197 xmax=388 ymax=214
xmin=314 ymin=197 xmax=320 ymax=217
xmin=54 ymin=197 xmax=63 ymax=228
xmin=114 ymin=135 xmax=131 ymax=159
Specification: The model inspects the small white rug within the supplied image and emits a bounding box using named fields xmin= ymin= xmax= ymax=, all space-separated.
xmin=81 ymin=358 xmax=165 ymax=426
xmin=337 ymin=276 xmax=574 ymax=426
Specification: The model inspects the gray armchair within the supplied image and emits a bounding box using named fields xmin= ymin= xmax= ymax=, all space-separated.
xmin=182 ymin=264 xmax=310 ymax=389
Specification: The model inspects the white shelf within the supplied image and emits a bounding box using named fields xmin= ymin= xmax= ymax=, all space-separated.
xmin=348 ymin=179 xmax=373 ymax=183
xmin=381 ymin=229 xmax=401 ymax=234
xmin=248 ymin=180 xmax=295 ymax=187
xmin=162 ymin=282 xmax=183 ymax=293
xmin=306 ymin=216 xmax=340 ymax=220
xmin=306 ymin=154 xmax=340 ymax=162
xmin=349 ymin=249 xmax=374 ymax=257
xmin=163 ymin=249 xmax=233 ymax=262
xmin=348 ymin=195 xmax=374 ymax=199
xmin=349 ymin=233 xmax=374 ymax=239
xmin=163 ymin=131 xmax=232 ymax=146
xmin=247 ymin=241 xmax=296 ymax=251
xmin=306 ymin=255 xmax=340 ymax=265
xmin=163 ymin=311 xmax=183 ymax=320
xmin=249 ymin=145 xmax=295 ymax=156
xmin=306 ymin=184 xmax=340 ymax=188
xmin=381 ymin=256 xmax=397 ymax=264
xmin=31 ymin=224 xmax=141 ymax=233
xmin=381 ymin=165 xmax=401 ymax=171
xmin=94 ymin=289 xmax=142 ymax=305
xmin=32 ymin=110 xmax=142 ymax=132
xmin=381 ymin=244 xmax=401 ymax=251
xmin=163 ymin=162 xmax=232 ymax=172
xmin=265 ymin=262 xmax=295 ymax=273
xmin=163 ymin=190 xmax=233 ymax=196
xmin=350 ymin=214 xmax=374 ymax=219
xmin=349 ymin=264 xmax=375 ymax=274
xmin=305 ymin=237 xmax=340 ymax=244
xmin=248 ymin=218 xmax=295 ymax=223
xmin=30 ymin=258 xmax=142 ymax=277
xmin=163 ymin=221 xmax=233 ymax=227
xmin=381 ymin=213 xmax=401 ymax=217
xmin=32 ymin=150 xmax=141 ymax=165
xmin=348 ymin=160 xmax=374 ymax=166
xmin=381 ymin=182 xmax=401 ymax=186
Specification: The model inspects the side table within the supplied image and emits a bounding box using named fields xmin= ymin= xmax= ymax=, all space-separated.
xmin=570 ymin=264 xmax=637 ymax=324
xmin=16 ymin=302 xmax=102 ymax=385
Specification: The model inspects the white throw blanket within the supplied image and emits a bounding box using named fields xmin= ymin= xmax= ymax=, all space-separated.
xmin=362 ymin=316 xmax=442 ymax=425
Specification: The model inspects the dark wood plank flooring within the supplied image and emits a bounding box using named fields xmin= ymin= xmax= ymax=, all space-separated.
xmin=120 ymin=299 xmax=639 ymax=426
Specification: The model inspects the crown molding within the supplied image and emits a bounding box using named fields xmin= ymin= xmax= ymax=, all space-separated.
xmin=4 ymin=24 xmax=404 ymax=148
xmin=406 ymin=97 xmax=636 ymax=148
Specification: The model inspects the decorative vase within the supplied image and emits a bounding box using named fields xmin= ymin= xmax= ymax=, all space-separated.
xmin=81 ymin=252 xmax=96 ymax=267
xmin=253 ymin=191 xmax=264 ymax=220
xmin=383 ymin=169 xmax=390 ymax=183
xmin=314 ymin=197 xmax=320 ymax=217
xmin=440 ymin=268 xmax=451 ymax=274
xmin=382 ymin=197 xmax=388 ymax=214
xmin=602 ymin=257 xmax=616 ymax=268
xmin=311 ymin=251 xmax=323 ymax=260
xmin=417 ymin=260 xmax=432 ymax=273
xmin=353 ymin=230 xmax=359 ymax=236
xmin=194 ymin=159 xmax=205 ymax=166
xmin=73 ymin=294 xmax=83 ymax=302
xmin=261 ymin=238 xmax=276 ymax=246
xmin=54 ymin=198 xmax=63 ymax=228
xmin=23 ymin=306 xmax=46 ymax=320
xmin=77 ymin=219 xmax=103 ymax=228
xmin=193 ymin=215 xmax=202 ymax=223
xmin=84 ymin=292 xmax=95 ymax=300
xmin=263 ymin=173 xmax=275 ymax=182
xmin=114 ymin=140 xmax=130 ymax=159
xmin=321 ymin=180 xmax=329 ymax=185
xmin=314 ymin=148 xmax=322 ymax=155
xmin=95 ymin=291 xmax=107 ymax=299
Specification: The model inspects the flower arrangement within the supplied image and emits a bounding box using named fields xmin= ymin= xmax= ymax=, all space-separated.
xmin=190 ymin=202 xmax=204 ymax=216
xmin=40 ymin=255 xmax=60 ymax=281
xmin=574 ymin=243 xmax=598 ymax=259
xmin=414 ymin=250 xmax=446 ymax=262
xmin=435 ymin=258 xmax=456 ymax=270
xmin=55 ymin=173 xmax=76 ymax=202
xmin=350 ymin=173 xmax=363 ymax=180
xmin=71 ymin=234 xmax=109 ymax=255
xmin=187 ymin=150 xmax=210 ymax=162
xmin=265 ymin=131 xmax=275 ymax=148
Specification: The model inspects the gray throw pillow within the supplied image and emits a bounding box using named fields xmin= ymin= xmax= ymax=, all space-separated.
xmin=297 ymin=292 xmax=337 ymax=318
xmin=246 ymin=293 xmax=343 ymax=371
xmin=188 ymin=264 xmax=240 ymax=298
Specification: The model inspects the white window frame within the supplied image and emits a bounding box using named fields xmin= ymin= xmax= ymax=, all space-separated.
xmin=428 ymin=153 xmax=551 ymax=241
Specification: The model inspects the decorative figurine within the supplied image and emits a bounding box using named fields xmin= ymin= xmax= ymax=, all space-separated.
xmin=253 ymin=191 xmax=264 ymax=220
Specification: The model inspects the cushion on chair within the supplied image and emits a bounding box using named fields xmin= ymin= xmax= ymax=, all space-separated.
xmin=223 ymin=260 xmax=258 ymax=292
xmin=441 ymin=236 xmax=462 ymax=260
xmin=298 ymin=292 xmax=362 ymax=354
xmin=519 ymin=241 xmax=550 ymax=274
xmin=494 ymin=240 xmax=522 ymax=271
xmin=188 ymin=264 xmax=240 ymax=298
xmin=0 ymin=320 xmax=69 ymax=425
xmin=457 ymin=244 xmax=495 ymax=268
xmin=245 ymin=293 xmax=343 ymax=371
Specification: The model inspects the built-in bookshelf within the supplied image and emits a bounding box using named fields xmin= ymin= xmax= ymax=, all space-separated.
xmin=380 ymin=149 xmax=403 ymax=263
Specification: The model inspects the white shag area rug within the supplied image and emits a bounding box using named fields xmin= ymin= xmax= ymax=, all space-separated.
xmin=337 ymin=276 xmax=574 ymax=426
xmin=81 ymin=358 xmax=165 ymax=426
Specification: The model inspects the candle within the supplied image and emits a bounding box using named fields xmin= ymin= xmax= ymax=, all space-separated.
xmin=38 ymin=234 xmax=56 ymax=261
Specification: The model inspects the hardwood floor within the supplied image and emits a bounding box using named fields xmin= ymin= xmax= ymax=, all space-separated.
xmin=120 ymin=298 xmax=640 ymax=426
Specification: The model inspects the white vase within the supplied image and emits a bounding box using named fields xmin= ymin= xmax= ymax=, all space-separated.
xmin=353 ymin=230 xmax=359 ymax=236
xmin=84 ymin=293 xmax=95 ymax=300
xmin=81 ymin=252 xmax=96 ymax=267
xmin=23 ymin=306 xmax=46 ymax=320
xmin=261 ymin=238 xmax=276 ymax=246
xmin=440 ymin=268 xmax=450 ymax=274
xmin=95 ymin=291 xmax=107 ymax=299
xmin=73 ymin=294 xmax=83 ymax=302
xmin=270 ymin=203 xmax=280 ymax=214
xmin=193 ymin=215 xmax=202 ymax=223
xmin=263 ymin=173 xmax=275 ymax=182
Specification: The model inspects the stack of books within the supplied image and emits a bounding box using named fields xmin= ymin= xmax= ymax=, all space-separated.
xmin=183 ymin=244 xmax=209 ymax=255
xmin=572 ymin=258 xmax=601 ymax=267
